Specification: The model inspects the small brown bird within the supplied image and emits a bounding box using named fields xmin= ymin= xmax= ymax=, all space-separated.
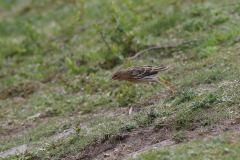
xmin=111 ymin=65 xmax=174 ymax=94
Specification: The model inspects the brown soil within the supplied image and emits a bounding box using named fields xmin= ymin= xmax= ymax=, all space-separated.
xmin=0 ymin=145 xmax=28 ymax=158
xmin=63 ymin=119 xmax=240 ymax=160
xmin=0 ymin=121 xmax=36 ymax=140
xmin=66 ymin=126 xmax=172 ymax=160
xmin=1 ymin=91 xmax=240 ymax=159
xmin=0 ymin=82 xmax=37 ymax=100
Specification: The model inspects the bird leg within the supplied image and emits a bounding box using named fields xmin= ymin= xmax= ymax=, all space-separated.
xmin=157 ymin=81 xmax=175 ymax=95
xmin=158 ymin=76 xmax=174 ymax=89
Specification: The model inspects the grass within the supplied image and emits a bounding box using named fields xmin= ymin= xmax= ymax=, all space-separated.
xmin=0 ymin=0 xmax=240 ymax=159
xmin=130 ymin=132 xmax=240 ymax=160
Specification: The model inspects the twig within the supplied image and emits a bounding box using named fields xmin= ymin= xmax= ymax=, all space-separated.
xmin=57 ymin=74 xmax=68 ymax=86
xmin=127 ymin=39 xmax=204 ymax=60
xmin=100 ymin=31 xmax=113 ymax=54
xmin=42 ymin=47 xmax=54 ymax=55
xmin=219 ymin=2 xmax=240 ymax=8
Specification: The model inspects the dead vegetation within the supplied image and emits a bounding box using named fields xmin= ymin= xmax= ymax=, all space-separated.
xmin=0 ymin=82 xmax=37 ymax=100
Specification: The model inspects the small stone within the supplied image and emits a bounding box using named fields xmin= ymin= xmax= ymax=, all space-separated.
xmin=205 ymin=103 xmax=210 ymax=108
xmin=103 ymin=153 xmax=110 ymax=157
xmin=7 ymin=121 xmax=12 ymax=125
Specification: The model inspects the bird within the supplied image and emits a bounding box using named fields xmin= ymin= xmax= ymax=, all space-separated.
xmin=110 ymin=65 xmax=174 ymax=94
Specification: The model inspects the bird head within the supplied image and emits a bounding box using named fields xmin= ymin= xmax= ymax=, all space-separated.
xmin=110 ymin=71 xmax=124 ymax=81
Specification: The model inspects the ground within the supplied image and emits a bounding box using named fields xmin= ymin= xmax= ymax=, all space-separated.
xmin=0 ymin=0 xmax=240 ymax=159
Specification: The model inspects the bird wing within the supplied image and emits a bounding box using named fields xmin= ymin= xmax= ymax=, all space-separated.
xmin=127 ymin=66 xmax=169 ymax=78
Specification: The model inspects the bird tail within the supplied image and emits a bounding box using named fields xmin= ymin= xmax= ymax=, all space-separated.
xmin=157 ymin=65 xmax=175 ymax=71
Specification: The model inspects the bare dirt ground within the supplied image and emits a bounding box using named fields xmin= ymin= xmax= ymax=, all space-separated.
xmin=2 ymin=121 xmax=240 ymax=159
xmin=1 ymin=92 xmax=240 ymax=159
xmin=0 ymin=145 xmax=28 ymax=158
xmin=64 ymin=106 xmax=240 ymax=160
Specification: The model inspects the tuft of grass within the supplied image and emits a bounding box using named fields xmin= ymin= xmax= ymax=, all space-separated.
xmin=184 ymin=20 xmax=205 ymax=32
xmin=198 ymin=46 xmax=218 ymax=59
xmin=189 ymin=93 xmax=219 ymax=110
xmin=121 ymin=122 xmax=138 ymax=132
xmin=131 ymin=133 xmax=240 ymax=160
xmin=213 ymin=16 xmax=229 ymax=25
xmin=173 ymin=131 xmax=188 ymax=143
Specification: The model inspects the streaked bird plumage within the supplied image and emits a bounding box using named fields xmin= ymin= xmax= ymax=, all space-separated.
xmin=111 ymin=65 xmax=174 ymax=94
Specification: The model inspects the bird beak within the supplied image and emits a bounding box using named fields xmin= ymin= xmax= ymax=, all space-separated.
xmin=109 ymin=78 xmax=114 ymax=82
